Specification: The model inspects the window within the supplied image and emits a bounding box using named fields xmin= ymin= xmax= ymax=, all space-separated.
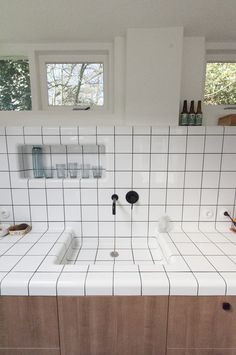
xmin=46 ymin=63 xmax=104 ymax=107
xmin=0 ymin=58 xmax=32 ymax=111
xmin=204 ymin=62 xmax=236 ymax=105
xmin=39 ymin=53 xmax=109 ymax=111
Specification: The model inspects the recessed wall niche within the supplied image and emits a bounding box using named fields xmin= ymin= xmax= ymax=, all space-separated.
xmin=19 ymin=144 xmax=106 ymax=179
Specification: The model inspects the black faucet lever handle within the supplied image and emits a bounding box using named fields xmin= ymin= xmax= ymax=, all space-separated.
xmin=111 ymin=194 xmax=118 ymax=215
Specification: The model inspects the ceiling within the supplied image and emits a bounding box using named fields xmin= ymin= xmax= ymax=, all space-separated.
xmin=0 ymin=0 xmax=236 ymax=43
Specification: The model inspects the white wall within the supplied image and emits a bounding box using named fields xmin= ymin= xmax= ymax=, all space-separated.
xmin=125 ymin=27 xmax=183 ymax=125
xmin=0 ymin=111 xmax=123 ymax=127
xmin=1 ymin=30 xmax=231 ymax=127
xmin=180 ymin=37 xmax=205 ymax=105
xmin=0 ymin=28 xmax=184 ymax=126
xmin=0 ymin=42 xmax=124 ymax=126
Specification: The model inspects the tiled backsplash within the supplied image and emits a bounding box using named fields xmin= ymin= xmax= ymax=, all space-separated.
xmin=0 ymin=125 xmax=235 ymax=235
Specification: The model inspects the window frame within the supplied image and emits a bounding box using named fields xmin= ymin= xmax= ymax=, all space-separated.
xmin=204 ymin=51 xmax=236 ymax=107
xmin=38 ymin=52 xmax=111 ymax=112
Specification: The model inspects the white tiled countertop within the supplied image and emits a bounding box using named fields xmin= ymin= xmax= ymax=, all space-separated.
xmin=0 ymin=228 xmax=236 ymax=296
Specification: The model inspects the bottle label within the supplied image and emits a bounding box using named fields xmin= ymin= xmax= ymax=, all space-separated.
xmin=195 ymin=113 xmax=202 ymax=126
xmin=179 ymin=113 xmax=188 ymax=126
xmin=188 ymin=113 xmax=196 ymax=125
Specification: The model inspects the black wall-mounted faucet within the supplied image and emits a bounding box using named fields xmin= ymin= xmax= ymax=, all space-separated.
xmin=111 ymin=194 xmax=119 ymax=215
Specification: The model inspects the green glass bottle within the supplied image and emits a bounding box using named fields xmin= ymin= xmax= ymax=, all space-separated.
xmin=188 ymin=100 xmax=196 ymax=126
xmin=195 ymin=100 xmax=203 ymax=126
xmin=179 ymin=100 xmax=188 ymax=126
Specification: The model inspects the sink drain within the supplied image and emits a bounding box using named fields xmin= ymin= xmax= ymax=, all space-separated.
xmin=110 ymin=251 xmax=119 ymax=258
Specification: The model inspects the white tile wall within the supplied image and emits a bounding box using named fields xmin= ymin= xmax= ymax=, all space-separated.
xmin=0 ymin=126 xmax=235 ymax=237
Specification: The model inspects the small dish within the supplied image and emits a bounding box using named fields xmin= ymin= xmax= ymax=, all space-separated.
xmin=8 ymin=224 xmax=32 ymax=236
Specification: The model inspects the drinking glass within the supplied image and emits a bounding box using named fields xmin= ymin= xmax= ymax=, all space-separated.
xmin=92 ymin=165 xmax=103 ymax=178
xmin=56 ymin=164 xmax=67 ymax=178
xmin=80 ymin=164 xmax=90 ymax=179
xmin=68 ymin=162 xmax=78 ymax=178
xmin=44 ymin=168 xmax=54 ymax=179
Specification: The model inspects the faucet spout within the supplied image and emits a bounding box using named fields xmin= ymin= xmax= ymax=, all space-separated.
xmin=111 ymin=194 xmax=118 ymax=215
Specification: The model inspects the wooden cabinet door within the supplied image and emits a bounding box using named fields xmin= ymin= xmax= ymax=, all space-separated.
xmin=0 ymin=297 xmax=60 ymax=349
xmin=168 ymin=296 xmax=236 ymax=349
xmin=167 ymin=350 xmax=236 ymax=355
xmin=0 ymin=351 xmax=60 ymax=355
xmin=58 ymin=296 xmax=168 ymax=355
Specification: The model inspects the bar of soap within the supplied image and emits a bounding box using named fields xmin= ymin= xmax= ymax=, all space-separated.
xmin=0 ymin=224 xmax=10 ymax=237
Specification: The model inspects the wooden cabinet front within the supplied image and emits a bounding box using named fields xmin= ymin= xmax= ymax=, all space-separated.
xmin=168 ymin=296 xmax=236 ymax=350
xmin=58 ymin=296 xmax=168 ymax=355
xmin=0 ymin=351 xmax=60 ymax=355
xmin=167 ymin=350 xmax=236 ymax=355
xmin=0 ymin=297 xmax=60 ymax=350
xmin=1 ymin=295 xmax=236 ymax=355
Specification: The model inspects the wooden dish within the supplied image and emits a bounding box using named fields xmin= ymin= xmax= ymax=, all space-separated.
xmin=218 ymin=114 xmax=236 ymax=126
xmin=8 ymin=224 xmax=32 ymax=236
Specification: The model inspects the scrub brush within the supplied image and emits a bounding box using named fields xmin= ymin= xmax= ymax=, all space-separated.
xmin=224 ymin=211 xmax=236 ymax=233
